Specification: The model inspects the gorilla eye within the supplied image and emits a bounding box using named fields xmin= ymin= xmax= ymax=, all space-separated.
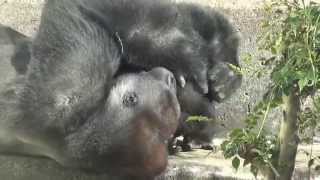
xmin=122 ymin=92 xmax=139 ymax=107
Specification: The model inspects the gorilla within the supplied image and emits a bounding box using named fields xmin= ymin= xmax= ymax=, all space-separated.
xmin=105 ymin=1 xmax=241 ymax=152
xmin=0 ymin=0 xmax=242 ymax=179
xmin=71 ymin=0 xmax=242 ymax=152
xmin=167 ymin=4 xmax=241 ymax=152
xmin=0 ymin=23 xmax=180 ymax=180
xmin=1 ymin=64 xmax=180 ymax=180
xmin=0 ymin=23 xmax=217 ymax=156
xmin=75 ymin=0 xmax=242 ymax=97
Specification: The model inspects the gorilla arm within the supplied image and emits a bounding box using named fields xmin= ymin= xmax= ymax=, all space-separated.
xmin=177 ymin=3 xmax=242 ymax=102
xmin=0 ymin=0 xmax=121 ymax=164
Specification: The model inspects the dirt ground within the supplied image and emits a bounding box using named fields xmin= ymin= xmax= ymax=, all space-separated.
xmin=164 ymin=143 xmax=320 ymax=180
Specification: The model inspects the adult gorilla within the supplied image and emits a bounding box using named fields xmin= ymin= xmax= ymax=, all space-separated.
xmin=0 ymin=11 xmax=180 ymax=180
xmin=0 ymin=0 xmax=242 ymax=179
xmin=80 ymin=0 xmax=242 ymax=149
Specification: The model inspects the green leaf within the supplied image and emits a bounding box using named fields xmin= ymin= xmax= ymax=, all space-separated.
xmin=186 ymin=116 xmax=210 ymax=122
xmin=228 ymin=63 xmax=243 ymax=75
xmin=220 ymin=140 xmax=230 ymax=151
xmin=229 ymin=128 xmax=244 ymax=138
xmin=242 ymin=53 xmax=253 ymax=64
xmin=315 ymin=165 xmax=320 ymax=171
xmin=298 ymin=78 xmax=309 ymax=92
xmin=232 ymin=156 xmax=241 ymax=170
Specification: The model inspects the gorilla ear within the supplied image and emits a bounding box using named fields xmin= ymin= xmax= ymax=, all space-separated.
xmin=226 ymin=32 xmax=241 ymax=47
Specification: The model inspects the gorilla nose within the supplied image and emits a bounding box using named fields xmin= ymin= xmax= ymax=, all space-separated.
xmin=148 ymin=67 xmax=177 ymax=89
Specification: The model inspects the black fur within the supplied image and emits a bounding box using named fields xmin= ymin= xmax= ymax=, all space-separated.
xmin=0 ymin=0 xmax=242 ymax=178
xmin=0 ymin=2 xmax=181 ymax=178
xmin=70 ymin=0 xmax=242 ymax=152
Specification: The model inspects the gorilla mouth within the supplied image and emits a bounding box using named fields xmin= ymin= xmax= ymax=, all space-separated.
xmin=139 ymin=109 xmax=178 ymax=145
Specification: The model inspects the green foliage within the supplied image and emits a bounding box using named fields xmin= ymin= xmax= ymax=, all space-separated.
xmin=231 ymin=53 xmax=271 ymax=80
xmin=221 ymin=127 xmax=278 ymax=177
xmin=186 ymin=115 xmax=212 ymax=122
xmin=259 ymin=0 xmax=320 ymax=95
xmin=221 ymin=0 xmax=320 ymax=178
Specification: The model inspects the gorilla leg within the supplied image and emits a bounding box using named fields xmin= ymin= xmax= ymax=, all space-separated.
xmin=167 ymin=83 xmax=218 ymax=154
xmin=178 ymin=83 xmax=216 ymax=117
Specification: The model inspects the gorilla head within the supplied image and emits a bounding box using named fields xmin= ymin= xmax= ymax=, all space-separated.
xmin=0 ymin=18 xmax=181 ymax=179
xmin=64 ymin=67 xmax=180 ymax=178
xmin=0 ymin=66 xmax=180 ymax=179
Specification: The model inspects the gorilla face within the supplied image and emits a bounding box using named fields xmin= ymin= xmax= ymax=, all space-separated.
xmin=50 ymin=68 xmax=180 ymax=178
xmin=86 ymin=68 xmax=180 ymax=176
xmin=56 ymin=68 xmax=180 ymax=179
xmin=0 ymin=47 xmax=180 ymax=179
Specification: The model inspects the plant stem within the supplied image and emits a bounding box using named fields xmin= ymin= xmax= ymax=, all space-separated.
xmin=277 ymin=84 xmax=300 ymax=180
xmin=257 ymin=93 xmax=273 ymax=138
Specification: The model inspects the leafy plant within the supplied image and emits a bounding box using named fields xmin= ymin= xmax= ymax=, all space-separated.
xmin=221 ymin=128 xmax=278 ymax=177
xmin=221 ymin=0 xmax=320 ymax=179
